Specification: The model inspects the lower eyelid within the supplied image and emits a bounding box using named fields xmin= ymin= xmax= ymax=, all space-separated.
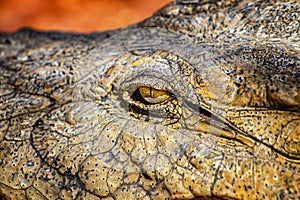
xmin=128 ymin=98 xmax=169 ymax=110
xmin=143 ymin=95 xmax=170 ymax=104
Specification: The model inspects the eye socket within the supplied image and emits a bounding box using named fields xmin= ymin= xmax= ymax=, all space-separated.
xmin=127 ymin=85 xmax=181 ymax=125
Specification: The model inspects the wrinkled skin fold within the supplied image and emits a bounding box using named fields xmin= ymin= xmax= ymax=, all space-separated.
xmin=0 ymin=0 xmax=300 ymax=199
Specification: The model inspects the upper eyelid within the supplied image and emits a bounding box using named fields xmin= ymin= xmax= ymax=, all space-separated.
xmin=119 ymin=73 xmax=172 ymax=94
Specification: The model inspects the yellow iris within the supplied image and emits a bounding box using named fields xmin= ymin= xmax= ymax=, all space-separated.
xmin=139 ymin=86 xmax=170 ymax=104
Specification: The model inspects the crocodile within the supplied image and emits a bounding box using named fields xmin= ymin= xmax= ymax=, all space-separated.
xmin=0 ymin=0 xmax=299 ymax=199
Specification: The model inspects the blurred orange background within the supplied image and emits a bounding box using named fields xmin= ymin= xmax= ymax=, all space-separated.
xmin=0 ymin=0 xmax=172 ymax=33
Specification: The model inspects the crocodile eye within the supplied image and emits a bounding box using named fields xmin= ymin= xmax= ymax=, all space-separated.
xmin=127 ymin=85 xmax=180 ymax=125
xmin=138 ymin=86 xmax=170 ymax=104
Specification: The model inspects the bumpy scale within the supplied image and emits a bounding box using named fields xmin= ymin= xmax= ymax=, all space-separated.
xmin=0 ymin=0 xmax=299 ymax=199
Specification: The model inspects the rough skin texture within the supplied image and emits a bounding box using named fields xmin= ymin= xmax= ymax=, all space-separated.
xmin=0 ymin=0 xmax=299 ymax=199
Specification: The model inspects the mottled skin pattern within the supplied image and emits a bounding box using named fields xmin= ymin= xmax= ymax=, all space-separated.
xmin=0 ymin=0 xmax=300 ymax=199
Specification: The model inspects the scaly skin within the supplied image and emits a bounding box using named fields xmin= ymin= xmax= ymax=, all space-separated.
xmin=0 ymin=0 xmax=299 ymax=199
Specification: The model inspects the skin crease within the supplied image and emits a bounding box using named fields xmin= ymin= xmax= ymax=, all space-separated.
xmin=0 ymin=0 xmax=299 ymax=199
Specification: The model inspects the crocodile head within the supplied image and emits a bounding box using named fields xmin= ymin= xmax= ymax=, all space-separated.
xmin=0 ymin=0 xmax=299 ymax=199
